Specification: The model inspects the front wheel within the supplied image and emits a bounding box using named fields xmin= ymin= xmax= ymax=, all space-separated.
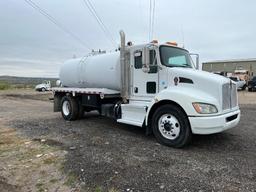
xmin=151 ymin=104 xmax=192 ymax=148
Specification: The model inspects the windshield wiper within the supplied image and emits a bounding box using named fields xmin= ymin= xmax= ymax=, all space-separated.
xmin=179 ymin=64 xmax=191 ymax=68
xmin=168 ymin=64 xmax=192 ymax=68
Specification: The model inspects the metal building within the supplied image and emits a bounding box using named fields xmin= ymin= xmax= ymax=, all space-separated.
xmin=202 ymin=59 xmax=256 ymax=75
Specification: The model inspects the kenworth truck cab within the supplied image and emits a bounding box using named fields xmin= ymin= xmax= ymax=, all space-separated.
xmin=52 ymin=31 xmax=240 ymax=148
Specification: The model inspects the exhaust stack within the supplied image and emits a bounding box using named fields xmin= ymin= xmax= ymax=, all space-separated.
xmin=119 ymin=30 xmax=129 ymax=102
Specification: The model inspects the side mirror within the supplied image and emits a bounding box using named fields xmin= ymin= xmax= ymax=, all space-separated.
xmin=142 ymin=47 xmax=150 ymax=73
xmin=190 ymin=53 xmax=200 ymax=70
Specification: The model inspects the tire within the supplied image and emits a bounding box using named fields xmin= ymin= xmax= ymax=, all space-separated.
xmin=41 ymin=88 xmax=46 ymax=92
xmin=241 ymin=85 xmax=246 ymax=90
xmin=151 ymin=104 xmax=192 ymax=148
xmin=61 ymin=96 xmax=79 ymax=121
xmin=248 ymin=88 xmax=252 ymax=92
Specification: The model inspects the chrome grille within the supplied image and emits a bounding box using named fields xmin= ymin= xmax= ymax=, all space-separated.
xmin=222 ymin=83 xmax=230 ymax=110
xmin=231 ymin=83 xmax=238 ymax=108
xmin=222 ymin=82 xmax=237 ymax=110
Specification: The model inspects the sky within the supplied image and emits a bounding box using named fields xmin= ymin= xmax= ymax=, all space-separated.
xmin=0 ymin=0 xmax=256 ymax=77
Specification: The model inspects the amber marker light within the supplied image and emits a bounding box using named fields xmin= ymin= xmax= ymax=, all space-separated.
xmin=151 ymin=40 xmax=158 ymax=44
xmin=192 ymin=103 xmax=202 ymax=113
xmin=166 ymin=41 xmax=178 ymax=46
xmin=192 ymin=103 xmax=218 ymax=114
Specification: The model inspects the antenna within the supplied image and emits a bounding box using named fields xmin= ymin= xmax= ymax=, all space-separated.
xmin=181 ymin=25 xmax=185 ymax=48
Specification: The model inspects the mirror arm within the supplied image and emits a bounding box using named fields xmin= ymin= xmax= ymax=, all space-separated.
xmin=190 ymin=53 xmax=200 ymax=70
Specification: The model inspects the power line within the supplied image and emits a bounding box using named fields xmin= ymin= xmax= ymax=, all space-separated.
xmin=82 ymin=0 xmax=116 ymax=47
xmin=23 ymin=0 xmax=91 ymax=50
xmin=82 ymin=0 xmax=117 ymax=48
xmin=87 ymin=0 xmax=117 ymax=47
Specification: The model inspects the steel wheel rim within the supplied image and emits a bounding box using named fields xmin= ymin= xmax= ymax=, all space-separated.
xmin=62 ymin=101 xmax=70 ymax=116
xmin=158 ymin=114 xmax=180 ymax=140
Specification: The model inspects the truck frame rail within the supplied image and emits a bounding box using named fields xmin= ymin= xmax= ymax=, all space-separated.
xmin=51 ymin=87 xmax=120 ymax=99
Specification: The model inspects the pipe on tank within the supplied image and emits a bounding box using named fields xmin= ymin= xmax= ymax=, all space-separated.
xmin=120 ymin=30 xmax=128 ymax=102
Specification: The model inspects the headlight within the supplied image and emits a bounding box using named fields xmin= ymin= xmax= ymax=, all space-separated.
xmin=192 ymin=103 xmax=218 ymax=114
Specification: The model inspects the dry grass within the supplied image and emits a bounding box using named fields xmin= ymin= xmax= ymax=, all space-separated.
xmin=0 ymin=126 xmax=72 ymax=192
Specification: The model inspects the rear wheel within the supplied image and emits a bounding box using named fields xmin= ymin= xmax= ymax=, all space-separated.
xmin=151 ymin=104 xmax=192 ymax=148
xmin=61 ymin=96 xmax=79 ymax=121
xmin=41 ymin=87 xmax=46 ymax=92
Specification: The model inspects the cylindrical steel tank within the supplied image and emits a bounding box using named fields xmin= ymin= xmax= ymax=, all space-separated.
xmin=59 ymin=52 xmax=121 ymax=90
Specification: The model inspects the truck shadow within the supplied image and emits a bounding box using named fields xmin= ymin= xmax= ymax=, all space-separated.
xmin=80 ymin=112 xmax=237 ymax=150
xmin=12 ymin=111 xmax=241 ymax=152
xmin=190 ymin=133 xmax=233 ymax=147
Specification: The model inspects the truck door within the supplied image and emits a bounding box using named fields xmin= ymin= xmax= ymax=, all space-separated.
xmin=131 ymin=48 xmax=159 ymax=98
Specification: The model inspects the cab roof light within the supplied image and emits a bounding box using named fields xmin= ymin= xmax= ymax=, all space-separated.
xmin=151 ymin=40 xmax=158 ymax=44
xmin=166 ymin=41 xmax=178 ymax=46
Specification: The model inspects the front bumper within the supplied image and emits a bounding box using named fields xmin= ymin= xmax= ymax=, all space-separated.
xmin=189 ymin=109 xmax=240 ymax=134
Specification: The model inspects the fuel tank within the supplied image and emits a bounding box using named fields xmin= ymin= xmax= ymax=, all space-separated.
xmin=59 ymin=52 xmax=121 ymax=90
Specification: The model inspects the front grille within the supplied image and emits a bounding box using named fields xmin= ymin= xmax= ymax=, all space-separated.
xmin=222 ymin=82 xmax=237 ymax=110
xmin=231 ymin=83 xmax=238 ymax=108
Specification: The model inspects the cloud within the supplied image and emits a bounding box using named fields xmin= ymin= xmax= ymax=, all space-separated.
xmin=0 ymin=57 xmax=61 ymax=77
xmin=0 ymin=0 xmax=256 ymax=77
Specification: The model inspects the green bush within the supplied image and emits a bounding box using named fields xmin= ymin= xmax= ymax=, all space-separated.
xmin=0 ymin=82 xmax=10 ymax=90
xmin=0 ymin=80 xmax=36 ymax=90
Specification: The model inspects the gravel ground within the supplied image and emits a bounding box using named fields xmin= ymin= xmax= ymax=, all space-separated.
xmin=0 ymin=90 xmax=256 ymax=192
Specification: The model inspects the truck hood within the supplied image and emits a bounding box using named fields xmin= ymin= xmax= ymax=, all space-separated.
xmin=169 ymin=67 xmax=229 ymax=85
xmin=168 ymin=68 xmax=231 ymax=108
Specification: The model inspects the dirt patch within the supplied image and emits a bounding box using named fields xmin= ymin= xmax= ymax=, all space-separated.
xmin=32 ymin=138 xmax=65 ymax=148
xmin=4 ymin=93 xmax=52 ymax=101
xmin=0 ymin=126 xmax=73 ymax=192
xmin=0 ymin=89 xmax=52 ymax=101
xmin=0 ymin=176 xmax=20 ymax=192
xmin=238 ymin=91 xmax=256 ymax=104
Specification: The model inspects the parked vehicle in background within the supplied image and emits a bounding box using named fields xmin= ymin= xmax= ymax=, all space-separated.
xmin=248 ymin=76 xmax=256 ymax=92
xmin=233 ymin=68 xmax=253 ymax=83
xmin=229 ymin=76 xmax=246 ymax=90
xmin=35 ymin=81 xmax=51 ymax=92
xmin=213 ymin=71 xmax=228 ymax=77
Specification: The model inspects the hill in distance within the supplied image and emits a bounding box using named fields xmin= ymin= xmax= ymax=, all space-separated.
xmin=0 ymin=76 xmax=58 ymax=84
xmin=0 ymin=76 xmax=58 ymax=89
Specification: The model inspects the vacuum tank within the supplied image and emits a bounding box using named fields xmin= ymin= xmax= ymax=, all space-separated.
xmin=59 ymin=52 xmax=121 ymax=90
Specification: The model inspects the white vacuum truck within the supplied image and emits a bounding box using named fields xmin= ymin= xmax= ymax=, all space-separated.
xmin=52 ymin=31 xmax=240 ymax=148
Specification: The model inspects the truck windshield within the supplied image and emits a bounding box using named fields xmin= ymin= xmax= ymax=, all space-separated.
xmin=159 ymin=46 xmax=193 ymax=68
